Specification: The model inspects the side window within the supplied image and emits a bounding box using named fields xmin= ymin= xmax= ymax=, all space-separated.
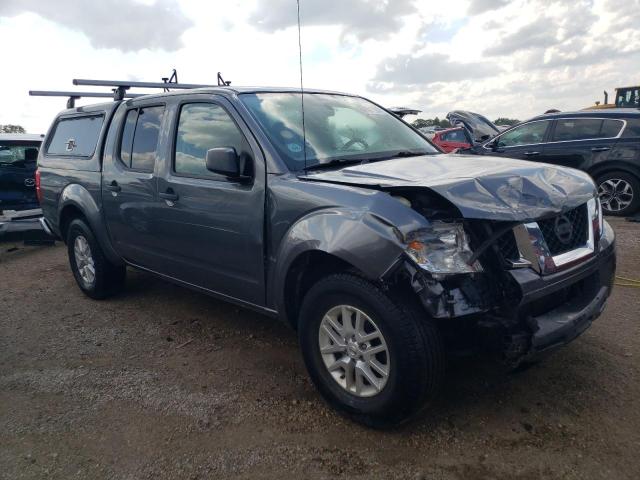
xmin=131 ymin=106 xmax=164 ymax=171
xmin=174 ymin=103 xmax=252 ymax=178
xmin=118 ymin=106 xmax=164 ymax=172
xmin=622 ymin=119 xmax=640 ymax=138
xmin=551 ymin=119 xmax=622 ymax=142
xmin=119 ymin=109 xmax=137 ymax=167
xmin=600 ymin=119 xmax=624 ymax=138
xmin=46 ymin=115 xmax=104 ymax=156
xmin=496 ymin=121 xmax=549 ymax=147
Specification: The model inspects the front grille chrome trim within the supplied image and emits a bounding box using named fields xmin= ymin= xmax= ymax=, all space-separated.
xmin=513 ymin=198 xmax=597 ymax=275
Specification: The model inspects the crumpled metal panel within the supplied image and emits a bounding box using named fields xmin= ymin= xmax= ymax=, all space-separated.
xmin=301 ymin=154 xmax=596 ymax=222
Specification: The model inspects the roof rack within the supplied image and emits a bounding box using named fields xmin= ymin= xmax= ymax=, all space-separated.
xmin=29 ymin=90 xmax=144 ymax=109
xmin=29 ymin=69 xmax=232 ymax=108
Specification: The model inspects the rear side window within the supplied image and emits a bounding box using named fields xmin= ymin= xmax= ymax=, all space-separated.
xmin=119 ymin=105 xmax=165 ymax=172
xmin=174 ymin=103 xmax=251 ymax=179
xmin=551 ymin=118 xmax=623 ymax=141
xmin=46 ymin=115 xmax=104 ymax=157
xmin=621 ymin=118 xmax=640 ymax=138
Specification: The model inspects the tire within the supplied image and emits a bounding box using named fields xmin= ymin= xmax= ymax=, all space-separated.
xmin=298 ymin=273 xmax=445 ymax=428
xmin=596 ymin=171 xmax=640 ymax=216
xmin=66 ymin=218 xmax=126 ymax=299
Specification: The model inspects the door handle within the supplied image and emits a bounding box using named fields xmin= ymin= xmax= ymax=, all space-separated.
xmin=159 ymin=190 xmax=179 ymax=201
xmin=591 ymin=147 xmax=610 ymax=152
xmin=106 ymin=181 xmax=121 ymax=192
xmin=523 ymin=151 xmax=540 ymax=156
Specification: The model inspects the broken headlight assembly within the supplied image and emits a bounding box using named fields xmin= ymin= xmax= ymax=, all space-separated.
xmin=405 ymin=222 xmax=482 ymax=275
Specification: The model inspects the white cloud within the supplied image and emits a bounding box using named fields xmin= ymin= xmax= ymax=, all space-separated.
xmin=0 ymin=0 xmax=638 ymax=133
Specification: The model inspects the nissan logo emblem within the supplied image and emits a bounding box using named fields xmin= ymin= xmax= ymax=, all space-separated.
xmin=554 ymin=215 xmax=573 ymax=244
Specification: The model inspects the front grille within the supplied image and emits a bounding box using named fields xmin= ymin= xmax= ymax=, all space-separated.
xmin=497 ymin=230 xmax=520 ymax=261
xmin=537 ymin=204 xmax=588 ymax=255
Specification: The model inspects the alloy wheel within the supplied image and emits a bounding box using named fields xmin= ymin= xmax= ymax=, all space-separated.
xmin=74 ymin=235 xmax=96 ymax=286
xmin=318 ymin=305 xmax=390 ymax=397
xmin=598 ymin=178 xmax=634 ymax=213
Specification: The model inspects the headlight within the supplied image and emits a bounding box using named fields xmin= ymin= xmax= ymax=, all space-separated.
xmin=405 ymin=222 xmax=482 ymax=274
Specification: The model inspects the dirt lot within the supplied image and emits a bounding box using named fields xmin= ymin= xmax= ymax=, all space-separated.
xmin=1 ymin=218 xmax=639 ymax=479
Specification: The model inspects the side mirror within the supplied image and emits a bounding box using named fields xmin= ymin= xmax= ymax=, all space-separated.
xmin=205 ymin=147 xmax=251 ymax=182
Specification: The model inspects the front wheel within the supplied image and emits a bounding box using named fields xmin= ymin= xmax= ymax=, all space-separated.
xmin=596 ymin=171 xmax=640 ymax=216
xmin=67 ymin=218 xmax=126 ymax=299
xmin=298 ymin=273 xmax=444 ymax=428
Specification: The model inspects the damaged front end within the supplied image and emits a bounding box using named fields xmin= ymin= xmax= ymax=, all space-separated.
xmin=383 ymin=188 xmax=616 ymax=366
xmin=301 ymin=154 xmax=616 ymax=365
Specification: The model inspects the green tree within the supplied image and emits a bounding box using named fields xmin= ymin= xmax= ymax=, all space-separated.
xmin=0 ymin=124 xmax=26 ymax=133
xmin=493 ymin=117 xmax=520 ymax=126
xmin=411 ymin=117 xmax=451 ymax=129
xmin=411 ymin=119 xmax=431 ymax=129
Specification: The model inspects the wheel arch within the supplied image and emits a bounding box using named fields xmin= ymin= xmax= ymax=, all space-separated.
xmin=270 ymin=208 xmax=408 ymax=329
xmin=57 ymin=184 xmax=123 ymax=265
xmin=588 ymin=162 xmax=640 ymax=182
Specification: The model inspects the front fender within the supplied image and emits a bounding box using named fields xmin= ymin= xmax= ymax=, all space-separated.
xmin=59 ymin=184 xmax=123 ymax=265
xmin=270 ymin=207 xmax=408 ymax=317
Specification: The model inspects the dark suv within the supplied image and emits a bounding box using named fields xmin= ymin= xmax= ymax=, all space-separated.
xmin=464 ymin=109 xmax=640 ymax=216
xmin=37 ymin=87 xmax=616 ymax=426
xmin=0 ymin=133 xmax=42 ymax=213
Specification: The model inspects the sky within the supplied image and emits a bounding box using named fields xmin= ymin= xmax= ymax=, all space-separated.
xmin=0 ymin=0 xmax=638 ymax=133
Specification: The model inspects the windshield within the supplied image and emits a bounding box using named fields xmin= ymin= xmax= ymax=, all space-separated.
xmin=240 ymin=93 xmax=438 ymax=171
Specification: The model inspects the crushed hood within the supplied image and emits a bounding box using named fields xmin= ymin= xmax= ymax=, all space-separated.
xmin=446 ymin=110 xmax=501 ymax=143
xmin=301 ymin=154 xmax=596 ymax=222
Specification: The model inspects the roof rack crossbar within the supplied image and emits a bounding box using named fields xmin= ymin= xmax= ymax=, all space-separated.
xmin=29 ymin=90 xmax=143 ymax=98
xmin=73 ymin=79 xmax=216 ymax=89
xmin=29 ymin=90 xmax=143 ymax=108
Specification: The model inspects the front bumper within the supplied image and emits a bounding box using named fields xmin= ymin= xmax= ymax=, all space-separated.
xmin=503 ymin=220 xmax=616 ymax=359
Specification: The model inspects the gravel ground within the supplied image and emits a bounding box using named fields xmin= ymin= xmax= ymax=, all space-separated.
xmin=1 ymin=218 xmax=639 ymax=479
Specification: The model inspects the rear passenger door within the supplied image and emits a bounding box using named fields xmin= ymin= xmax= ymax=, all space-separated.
xmin=102 ymin=102 xmax=166 ymax=266
xmin=152 ymin=95 xmax=266 ymax=306
xmin=542 ymin=118 xmax=624 ymax=170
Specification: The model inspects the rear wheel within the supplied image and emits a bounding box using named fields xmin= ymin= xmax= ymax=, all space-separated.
xmin=596 ymin=171 xmax=640 ymax=216
xmin=67 ymin=218 xmax=125 ymax=299
xmin=298 ymin=273 xmax=444 ymax=428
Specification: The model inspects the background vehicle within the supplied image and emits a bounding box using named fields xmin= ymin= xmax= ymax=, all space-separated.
xmin=446 ymin=110 xmax=501 ymax=143
xmin=587 ymin=85 xmax=640 ymax=110
xmin=0 ymin=133 xmax=42 ymax=213
xmin=464 ymin=109 xmax=640 ymax=216
xmin=37 ymin=80 xmax=615 ymax=427
xmin=431 ymin=127 xmax=472 ymax=152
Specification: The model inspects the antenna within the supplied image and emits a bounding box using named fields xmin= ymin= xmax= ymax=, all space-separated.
xmin=296 ymin=0 xmax=308 ymax=170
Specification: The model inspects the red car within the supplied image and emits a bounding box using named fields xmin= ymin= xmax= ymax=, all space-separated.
xmin=430 ymin=127 xmax=472 ymax=153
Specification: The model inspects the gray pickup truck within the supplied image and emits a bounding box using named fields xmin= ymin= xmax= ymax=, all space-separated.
xmin=37 ymin=87 xmax=616 ymax=427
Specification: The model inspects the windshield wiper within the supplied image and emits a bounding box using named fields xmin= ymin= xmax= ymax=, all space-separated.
xmin=303 ymin=158 xmax=364 ymax=172
xmin=302 ymin=150 xmax=432 ymax=172
xmin=373 ymin=150 xmax=431 ymax=160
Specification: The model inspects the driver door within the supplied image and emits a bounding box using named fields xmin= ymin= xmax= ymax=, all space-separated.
xmin=152 ymin=95 xmax=267 ymax=306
